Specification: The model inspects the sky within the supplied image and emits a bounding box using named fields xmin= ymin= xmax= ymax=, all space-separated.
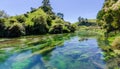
xmin=0 ymin=0 xmax=104 ymax=23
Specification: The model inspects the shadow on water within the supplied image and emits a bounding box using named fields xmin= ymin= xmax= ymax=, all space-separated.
xmin=0 ymin=32 xmax=120 ymax=69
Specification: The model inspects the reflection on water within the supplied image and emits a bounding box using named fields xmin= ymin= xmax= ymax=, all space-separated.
xmin=0 ymin=34 xmax=120 ymax=69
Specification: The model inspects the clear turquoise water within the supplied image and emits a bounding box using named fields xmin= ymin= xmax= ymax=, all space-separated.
xmin=0 ymin=35 xmax=106 ymax=69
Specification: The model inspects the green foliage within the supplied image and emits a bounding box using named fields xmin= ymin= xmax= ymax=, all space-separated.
xmin=0 ymin=19 xmax=6 ymax=37
xmin=77 ymin=17 xmax=96 ymax=26
xmin=97 ymin=10 xmax=105 ymax=20
xmin=30 ymin=7 xmax=37 ymax=13
xmin=41 ymin=0 xmax=53 ymax=15
xmin=112 ymin=37 xmax=120 ymax=50
xmin=97 ymin=10 xmax=105 ymax=26
xmin=16 ymin=15 xmax=26 ymax=23
xmin=46 ymin=15 xmax=52 ymax=26
xmin=49 ymin=24 xmax=63 ymax=34
xmin=69 ymin=24 xmax=77 ymax=32
xmin=25 ymin=9 xmax=47 ymax=26
xmin=63 ymin=26 xmax=70 ymax=33
xmin=57 ymin=13 xmax=64 ymax=19
xmin=49 ymin=23 xmax=76 ymax=34
xmin=97 ymin=0 xmax=120 ymax=35
xmin=0 ymin=0 xmax=76 ymax=38
xmin=32 ymin=15 xmax=49 ymax=34
xmin=8 ymin=23 xmax=25 ymax=37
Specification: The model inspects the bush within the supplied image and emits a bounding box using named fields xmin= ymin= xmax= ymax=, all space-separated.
xmin=24 ymin=14 xmax=28 ymax=18
xmin=0 ymin=19 xmax=6 ymax=37
xmin=16 ymin=16 xmax=26 ymax=23
xmin=49 ymin=24 xmax=63 ymax=34
xmin=8 ymin=23 xmax=25 ymax=37
xmin=32 ymin=15 xmax=49 ymax=34
xmin=49 ymin=23 xmax=76 ymax=34
xmin=54 ymin=18 xmax=64 ymax=24
xmin=112 ymin=37 xmax=120 ymax=50
xmin=64 ymin=23 xmax=76 ymax=33
xmin=69 ymin=24 xmax=76 ymax=32
xmin=25 ymin=25 xmax=33 ymax=35
xmin=9 ymin=19 xmax=17 ymax=24
xmin=63 ymin=26 xmax=70 ymax=33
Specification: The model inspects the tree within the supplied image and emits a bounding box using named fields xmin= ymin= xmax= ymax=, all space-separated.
xmin=32 ymin=15 xmax=49 ymax=34
xmin=41 ymin=0 xmax=52 ymax=13
xmin=57 ymin=13 xmax=64 ymax=19
xmin=84 ymin=18 xmax=88 ymax=23
xmin=30 ymin=7 xmax=36 ymax=13
xmin=78 ymin=16 xmax=82 ymax=23
xmin=78 ymin=17 xmax=87 ymax=26
xmin=97 ymin=0 xmax=120 ymax=36
xmin=0 ymin=10 xmax=9 ymax=18
xmin=42 ymin=0 xmax=50 ymax=6
xmin=0 ymin=19 xmax=5 ymax=37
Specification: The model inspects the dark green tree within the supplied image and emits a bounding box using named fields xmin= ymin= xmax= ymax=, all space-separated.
xmin=30 ymin=7 xmax=36 ymax=13
xmin=41 ymin=0 xmax=52 ymax=14
xmin=0 ymin=19 xmax=5 ymax=37
xmin=32 ymin=15 xmax=49 ymax=34
xmin=42 ymin=0 xmax=50 ymax=6
xmin=57 ymin=13 xmax=64 ymax=19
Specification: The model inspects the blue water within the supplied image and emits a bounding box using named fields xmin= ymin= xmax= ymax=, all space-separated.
xmin=0 ymin=36 xmax=106 ymax=69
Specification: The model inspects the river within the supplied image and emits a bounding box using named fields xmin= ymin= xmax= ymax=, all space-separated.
xmin=0 ymin=33 xmax=118 ymax=69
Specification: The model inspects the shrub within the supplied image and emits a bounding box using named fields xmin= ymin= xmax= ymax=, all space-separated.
xmin=24 ymin=14 xmax=28 ymax=18
xmin=25 ymin=25 xmax=33 ymax=35
xmin=69 ymin=24 xmax=76 ymax=32
xmin=63 ymin=26 xmax=70 ymax=33
xmin=0 ymin=19 xmax=5 ymax=37
xmin=49 ymin=24 xmax=63 ymax=34
xmin=16 ymin=16 xmax=26 ymax=23
xmin=32 ymin=15 xmax=49 ymax=34
xmin=8 ymin=23 xmax=25 ymax=37
xmin=64 ymin=23 xmax=76 ymax=33
xmin=9 ymin=19 xmax=17 ymax=24
xmin=112 ymin=37 xmax=120 ymax=50
xmin=54 ymin=18 xmax=64 ymax=24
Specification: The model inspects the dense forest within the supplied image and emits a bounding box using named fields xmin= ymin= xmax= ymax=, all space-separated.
xmin=0 ymin=0 xmax=76 ymax=38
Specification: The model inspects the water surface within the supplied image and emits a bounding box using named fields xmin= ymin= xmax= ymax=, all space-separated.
xmin=0 ymin=34 xmax=107 ymax=69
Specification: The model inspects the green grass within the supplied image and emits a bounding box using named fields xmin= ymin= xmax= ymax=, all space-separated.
xmin=77 ymin=26 xmax=104 ymax=37
xmin=88 ymin=19 xmax=96 ymax=23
